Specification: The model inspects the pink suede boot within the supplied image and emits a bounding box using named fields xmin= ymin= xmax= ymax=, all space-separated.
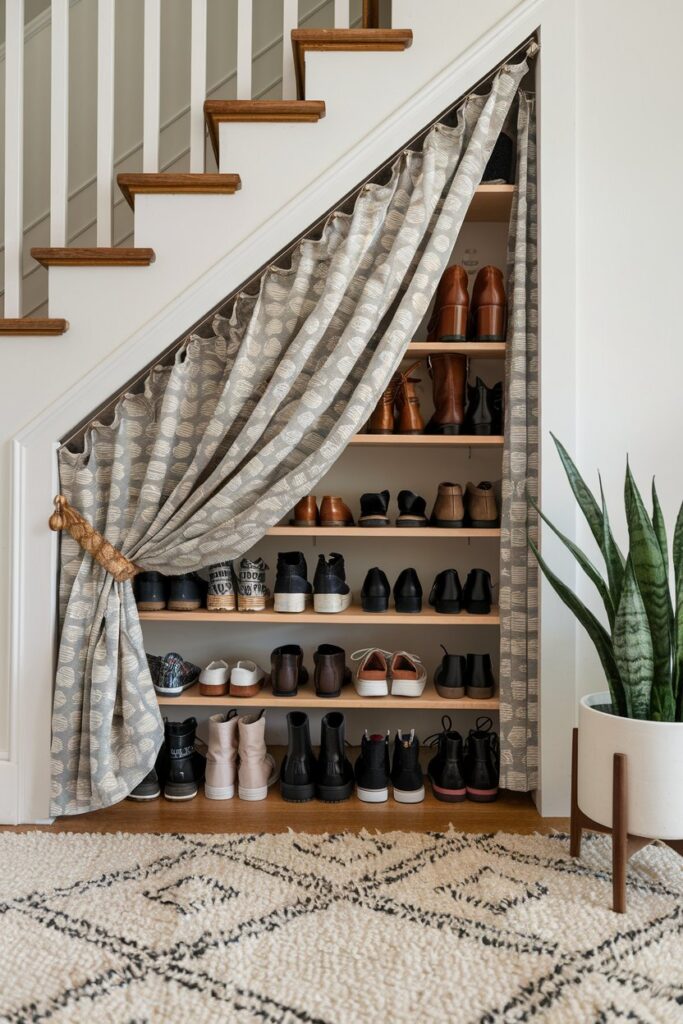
xmin=205 ymin=711 xmax=238 ymax=800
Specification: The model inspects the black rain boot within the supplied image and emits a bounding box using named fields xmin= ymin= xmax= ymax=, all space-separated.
xmin=427 ymin=716 xmax=466 ymax=802
xmin=315 ymin=712 xmax=354 ymax=802
xmin=465 ymin=717 xmax=499 ymax=802
xmin=164 ymin=718 xmax=198 ymax=801
xmin=135 ymin=572 xmax=167 ymax=611
xmin=463 ymin=568 xmax=493 ymax=614
xmin=429 ymin=569 xmax=463 ymax=614
xmin=361 ymin=567 xmax=391 ymax=613
xmin=393 ymin=568 xmax=423 ymax=613
xmin=464 ymin=377 xmax=496 ymax=436
xmin=391 ymin=728 xmax=425 ymax=803
xmin=359 ymin=490 xmax=391 ymax=527
xmin=466 ymin=653 xmax=495 ymax=699
xmin=396 ymin=490 xmax=428 ymax=528
xmin=354 ymin=730 xmax=390 ymax=803
xmin=434 ymin=644 xmax=467 ymax=699
xmin=281 ymin=712 xmax=317 ymax=802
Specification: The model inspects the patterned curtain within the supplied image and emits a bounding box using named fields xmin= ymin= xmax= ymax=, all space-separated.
xmin=51 ymin=59 xmax=531 ymax=816
xmin=499 ymin=92 xmax=539 ymax=790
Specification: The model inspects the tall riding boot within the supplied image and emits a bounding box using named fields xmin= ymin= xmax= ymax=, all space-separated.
xmin=426 ymin=354 xmax=466 ymax=434
xmin=280 ymin=711 xmax=317 ymax=802
xmin=427 ymin=265 xmax=470 ymax=343
xmin=395 ymin=361 xmax=425 ymax=434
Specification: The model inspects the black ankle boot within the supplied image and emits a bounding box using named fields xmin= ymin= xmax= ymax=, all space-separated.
xmin=354 ymin=730 xmax=390 ymax=803
xmin=315 ymin=712 xmax=354 ymax=802
xmin=359 ymin=490 xmax=390 ymax=527
xmin=361 ymin=567 xmax=391 ymax=612
xmin=135 ymin=572 xmax=167 ymax=611
xmin=164 ymin=718 xmax=198 ymax=800
xmin=167 ymin=573 xmax=205 ymax=611
xmin=464 ymin=377 xmax=496 ymax=435
xmin=391 ymin=728 xmax=425 ymax=803
xmin=429 ymin=569 xmax=463 ymax=613
xmin=463 ymin=568 xmax=493 ymax=614
xmin=490 ymin=381 xmax=504 ymax=434
xmin=396 ymin=490 xmax=428 ymax=527
xmin=466 ymin=653 xmax=495 ymax=699
xmin=281 ymin=712 xmax=317 ymax=802
xmin=393 ymin=568 xmax=423 ymax=613
xmin=434 ymin=644 xmax=466 ymax=698
xmin=427 ymin=715 xmax=466 ymax=802
xmin=465 ymin=717 xmax=499 ymax=801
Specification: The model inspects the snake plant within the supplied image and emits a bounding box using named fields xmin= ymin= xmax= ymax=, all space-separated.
xmin=528 ymin=436 xmax=683 ymax=722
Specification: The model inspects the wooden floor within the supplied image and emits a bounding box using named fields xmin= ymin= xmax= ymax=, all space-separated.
xmin=6 ymin=789 xmax=568 ymax=835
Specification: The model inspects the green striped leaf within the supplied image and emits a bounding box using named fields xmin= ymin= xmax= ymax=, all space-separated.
xmin=673 ymin=500 xmax=683 ymax=715
xmin=552 ymin=434 xmax=605 ymax=550
xmin=529 ymin=536 xmax=626 ymax=716
xmin=652 ymin=479 xmax=669 ymax=577
xmin=599 ymin=476 xmax=625 ymax=611
xmin=612 ymin=556 xmax=654 ymax=719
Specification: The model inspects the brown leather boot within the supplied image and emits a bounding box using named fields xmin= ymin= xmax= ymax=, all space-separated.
xmin=427 ymin=265 xmax=469 ymax=342
xmin=395 ymin=360 xmax=425 ymax=434
xmin=319 ymin=496 xmax=354 ymax=527
xmin=430 ymin=482 xmax=465 ymax=527
xmin=366 ymin=381 xmax=396 ymax=434
xmin=291 ymin=495 xmax=318 ymax=526
xmin=470 ymin=266 xmax=506 ymax=342
xmin=465 ymin=481 xmax=499 ymax=527
xmin=426 ymin=354 xmax=466 ymax=434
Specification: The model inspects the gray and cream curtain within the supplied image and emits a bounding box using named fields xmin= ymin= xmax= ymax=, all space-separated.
xmin=52 ymin=56 xmax=533 ymax=816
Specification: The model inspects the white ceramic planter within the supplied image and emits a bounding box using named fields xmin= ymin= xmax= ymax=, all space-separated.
xmin=577 ymin=691 xmax=683 ymax=840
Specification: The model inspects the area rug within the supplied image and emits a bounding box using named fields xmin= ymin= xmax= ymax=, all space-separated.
xmin=0 ymin=829 xmax=681 ymax=1023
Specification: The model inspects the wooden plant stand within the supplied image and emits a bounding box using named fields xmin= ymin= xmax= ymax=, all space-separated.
xmin=570 ymin=727 xmax=683 ymax=913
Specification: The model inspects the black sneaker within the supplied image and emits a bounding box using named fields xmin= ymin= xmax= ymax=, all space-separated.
xmin=359 ymin=490 xmax=390 ymax=527
xmin=280 ymin=712 xmax=317 ymax=802
xmin=396 ymin=490 xmax=428 ymax=528
xmin=355 ymin=730 xmax=390 ymax=803
xmin=167 ymin=572 xmax=206 ymax=611
xmin=426 ymin=715 xmax=466 ymax=802
xmin=463 ymin=568 xmax=493 ymax=614
xmin=429 ymin=569 xmax=463 ymax=614
xmin=466 ymin=653 xmax=495 ymax=699
xmin=393 ymin=568 xmax=423 ymax=613
xmin=361 ymin=567 xmax=390 ymax=612
xmin=273 ymin=551 xmax=312 ymax=614
xmin=434 ymin=644 xmax=466 ymax=699
xmin=135 ymin=572 xmax=167 ymax=611
xmin=391 ymin=728 xmax=425 ymax=803
xmin=313 ymin=553 xmax=352 ymax=614
xmin=315 ymin=712 xmax=354 ymax=802
xmin=465 ymin=717 xmax=499 ymax=802
xmin=164 ymin=718 xmax=199 ymax=801
xmin=128 ymin=767 xmax=161 ymax=801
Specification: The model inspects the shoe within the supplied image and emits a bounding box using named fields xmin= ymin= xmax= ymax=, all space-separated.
xmin=470 ymin=265 xmax=506 ymax=342
xmin=164 ymin=718 xmax=199 ymax=800
xmin=427 ymin=264 xmax=469 ymax=342
xmin=429 ymin=569 xmax=463 ymax=614
xmin=464 ymin=377 xmax=497 ymax=436
xmin=316 ymin=711 xmax=354 ymax=802
xmin=167 ymin=572 xmax=205 ymax=611
xmin=434 ymin=644 xmax=467 ymax=699
xmin=426 ymin=715 xmax=466 ymax=802
xmin=425 ymin=354 xmax=466 ymax=435
xmin=466 ymin=653 xmax=495 ymax=699
xmin=230 ymin=659 xmax=265 ymax=698
xmin=290 ymin=495 xmax=319 ymax=526
xmin=393 ymin=568 xmax=423 ymax=613
xmin=199 ymin=658 xmax=230 ymax=697
xmin=391 ymin=728 xmax=425 ymax=803
xmin=128 ymin=768 xmax=161 ymax=801
xmin=148 ymin=652 xmax=200 ymax=697
xmin=465 ymin=716 xmax=499 ymax=801
xmin=313 ymin=644 xmax=349 ymax=698
xmin=359 ymin=490 xmax=390 ymax=528
xmin=280 ymin=711 xmax=317 ymax=802
xmin=237 ymin=710 xmax=278 ymax=801
xmin=483 ymin=131 xmax=514 ymax=184
xmin=320 ymin=496 xmax=354 ymax=527
xmin=206 ymin=561 xmax=236 ymax=611
xmin=270 ymin=644 xmax=308 ymax=696
xmin=430 ymin=482 xmax=465 ymax=528
xmin=463 ymin=568 xmax=493 ymax=614
xmin=491 ymin=381 xmax=504 ymax=434
xmin=313 ymin=553 xmax=352 ymax=613
xmin=273 ymin=551 xmax=312 ymax=614
xmin=396 ymin=490 xmax=428 ymax=528
xmin=237 ymin=557 xmax=269 ymax=612
xmin=394 ymin=361 xmax=425 ymax=434
xmin=135 ymin=572 xmax=167 ymax=611
xmin=465 ymin=481 xmax=499 ymax=527
xmin=366 ymin=380 xmax=396 ymax=434
xmin=361 ymin=567 xmax=391 ymax=612
xmin=351 ymin=647 xmax=391 ymax=697
xmin=205 ymin=710 xmax=238 ymax=800
xmin=355 ymin=730 xmax=390 ymax=803
xmin=389 ymin=651 xmax=426 ymax=697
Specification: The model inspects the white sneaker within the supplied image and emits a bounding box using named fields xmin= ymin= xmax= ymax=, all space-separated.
xmin=199 ymin=659 xmax=230 ymax=697
xmin=230 ymin=659 xmax=265 ymax=698
xmin=389 ymin=652 xmax=427 ymax=697
xmin=351 ymin=648 xmax=391 ymax=697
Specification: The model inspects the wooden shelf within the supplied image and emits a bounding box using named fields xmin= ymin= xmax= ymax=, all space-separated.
xmin=466 ymin=184 xmax=515 ymax=223
xmin=349 ymin=434 xmax=504 ymax=446
xmin=267 ymin=526 xmax=500 ymax=538
xmin=139 ymin=604 xmax=500 ymax=626
xmin=406 ymin=341 xmax=505 ymax=358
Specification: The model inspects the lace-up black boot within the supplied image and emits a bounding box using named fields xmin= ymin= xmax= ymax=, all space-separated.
xmin=465 ymin=717 xmax=499 ymax=802
xmin=391 ymin=728 xmax=424 ymax=803
xmin=164 ymin=717 xmax=198 ymax=801
xmin=354 ymin=730 xmax=390 ymax=803
xmin=427 ymin=716 xmax=466 ymax=802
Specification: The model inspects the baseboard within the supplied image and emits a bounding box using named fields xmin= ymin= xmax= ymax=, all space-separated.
xmin=0 ymin=760 xmax=19 ymax=824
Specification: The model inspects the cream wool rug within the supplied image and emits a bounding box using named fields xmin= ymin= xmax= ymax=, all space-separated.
xmin=0 ymin=830 xmax=681 ymax=1023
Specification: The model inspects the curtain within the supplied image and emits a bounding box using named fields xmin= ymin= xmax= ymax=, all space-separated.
xmin=51 ymin=58 xmax=530 ymax=816
xmin=499 ymin=92 xmax=539 ymax=790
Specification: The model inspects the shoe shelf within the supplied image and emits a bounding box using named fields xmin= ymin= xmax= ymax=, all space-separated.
xmin=405 ymin=341 xmax=505 ymax=359
xmin=349 ymin=434 xmax=504 ymax=446
xmin=467 ymin=183 xmax=515 ymax=222
xmin=267 ymin=526 xmax=501 ymax=538
xmin=139 ymin=604 xmax=500 ymax=626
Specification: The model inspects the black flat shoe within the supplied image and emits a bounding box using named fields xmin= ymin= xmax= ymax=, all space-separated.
xmin=396 ymin=490 xmax=428 ymax=527
xmin=393 ymin=568 xmax=423 ymax=613
xmin=429 ymin=569 xmax=463 ymax=614
xmin=359 ymin=489 xmax=390 ymax=527
xmin=361 ymin=567 xmax=391 ymax=613
xmin=463 ymin=568 xmax=493 ymax=614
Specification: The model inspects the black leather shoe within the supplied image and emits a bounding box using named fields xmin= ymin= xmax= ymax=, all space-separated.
xmin=280 ymin=712 xmax=317 ymax=802
xmin=361 ymin=567 xmax=391 ymax=613
xmin=164 ymin=718 xmax=198 ymax=800
xmin=466 ymin=653 xmax=495 ymax=699
xmin=427 ymin=715 xmax=466 ymax=802
xmin=167 ymin=573 xmax=206 ymax=611
xmin=491 ymin=381 xmax=504 ymax=434
xmin=429 ymin=569 xmax=463 ymax=614
xmin=359 ymin=490 xmax=390 ymax=527
xmin=315 ymin=712 xmax=354 ymax=802
xmin=393 ymin=568 xmax=423 ymax=613
xmin=391 ymin=728 xmax=425 ymax=803
xmin=464 ymin=377 xmax=496 ymax=436
xmin=434 ymin=644 xmax=466 ymax=698
xmin=465 ymin=717 xmax=499 ymax=801
xmin=128 ymin=767 xmax=161 ymax=801
xmin=396 ymin=490 xmax=428 ymax=527
xmin=135 ymin=572 xmax=167 ymax=611
xmin=463 ymin=568 xmax=493 ymax=614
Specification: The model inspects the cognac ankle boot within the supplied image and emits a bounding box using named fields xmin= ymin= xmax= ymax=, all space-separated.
xmin=427 ymin=265 xmax=469 ymax=343
xmin=394 ymin=361 xmax=425 ymax=434
xmin=426 ymin=354 xmax=466 ymax=434
xmin=367 ymin=380 xmax=397 ymax=434
xmin=470 ymin=266 xmax=506 ymax=342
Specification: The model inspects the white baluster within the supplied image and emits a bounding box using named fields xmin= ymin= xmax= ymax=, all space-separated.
xmin=334 ymin=0 xmax=350 ymax=28
xmin=282 ymin=0 xmax=298 ymax=100
xmin=50 ymin=0 xmax=69 ymax=248
xmin=4 ymin=0 xmax=25 ymax=316
xmin=97 ymin=0 xmax=115 ymax=247
xmin=190 ymin=0 xmax=207 ymax=171
xmin=236 ymin=0 xmax=253 ymax=100
xmin=143 ymin=0 xmax=160 ymax=173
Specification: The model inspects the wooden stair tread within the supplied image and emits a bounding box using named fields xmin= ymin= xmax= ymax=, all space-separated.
xmin=291 ymin=28 xmax=413 ymax=98
xmin=204 ymin=99 xmax=326 ymax=162
xmin=117 ymin=172 xmax=242 ymax=209
xmin=31 ymin=247 xmax=155 ymax=268
xmin=0 ymin=317 xmax=68 ymax=335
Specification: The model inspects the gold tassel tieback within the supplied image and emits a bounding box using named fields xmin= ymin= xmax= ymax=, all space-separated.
xmin=49 ymin=495 xmax=141 ymax=582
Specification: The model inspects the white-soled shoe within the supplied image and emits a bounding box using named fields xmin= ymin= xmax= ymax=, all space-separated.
xmin=350 ymin=648 xmax=391 ymax=697
xmin=199 ymin=659 xmax=230 ymax=697
xmin=230 ymin=659 xmax=265 ymax=698
xmin=389 ymin=651 xmax=427 ymax=697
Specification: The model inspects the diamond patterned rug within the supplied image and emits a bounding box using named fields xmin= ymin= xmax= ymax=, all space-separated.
xmin=0 ymin=829 xmax=681 ymax=1022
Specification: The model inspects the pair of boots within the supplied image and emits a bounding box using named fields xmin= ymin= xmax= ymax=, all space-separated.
xmin=205 ymin=710 xmax=278 ymax=801
xmin=129 ymin=716 xmax=205 ymax=802
xmin=427 ymin=264 xmax=506 ymax=344
xmin=281 ymin=711 xmax=354 ymax=802
xmin=427 ymin=715 xmax=499 ymax=802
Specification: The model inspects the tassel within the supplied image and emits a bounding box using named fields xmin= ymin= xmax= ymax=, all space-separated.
xmin=49 ymin=495 xmax=141 ymax=583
